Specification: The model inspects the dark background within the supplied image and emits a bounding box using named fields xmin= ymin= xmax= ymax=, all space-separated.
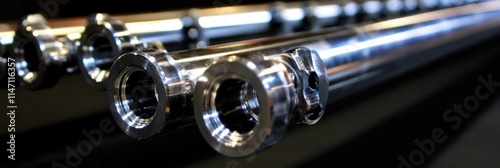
xmin=2 ymin=0 xmax=500 ymax=167
xmin=0 ymin=0 xmax=277 ymax=22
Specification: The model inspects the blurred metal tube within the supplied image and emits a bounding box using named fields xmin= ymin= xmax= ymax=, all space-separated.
xmin=77 ymin=5 xmax=272 ymax=89
xmin=78 ymin=1 xmax=348 ymax=89
xmin=320 ymin=10 xmax=499 ymax=103
xmin=6 ymin=0 xmax=470 ymax=90
xmin=107 ymin=1 xmax=500 ymax=156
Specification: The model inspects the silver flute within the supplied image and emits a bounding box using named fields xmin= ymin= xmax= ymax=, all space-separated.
xmin=108 ymin=1 xmax=500 ymax=156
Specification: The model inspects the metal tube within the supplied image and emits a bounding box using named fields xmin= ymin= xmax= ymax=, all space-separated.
xmin=77 ymin=5 xmax=265 ymax=89
xmin=6 ymin=0 xmax=466 ymax=90
xmin=6 ymin=0 xmax=444 ymax=90
xmin=12 ymin=14 xmax=85 ymax=90
xmin=78 ymin=1 xmax=349 ymax=89
xmin=194 ymin=1 xmax=500 ymax=156
xmin=107 ymin=1 xmax=500 ymax=156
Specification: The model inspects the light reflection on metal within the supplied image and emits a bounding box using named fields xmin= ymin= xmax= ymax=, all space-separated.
xmin=199 ymin=11 xmax=272 ymax=28
xmin=79 ymin=1 xmax=351 ymax=89
xmin=124 ymin=19 xmax=184 ymax=34
xmin=313 ymin=5 xmax=342 ymax=18
xmin=282 ymin=8 xmax=306 ymax=21
xmin=108 ymin=1 xmax=500 ymax=157
xmin=12 ymin=14 xmax=85 ymax=90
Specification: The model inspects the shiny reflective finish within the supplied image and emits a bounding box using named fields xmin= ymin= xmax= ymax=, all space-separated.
xmin=5 ymin=0 xmax=466 ymax=90
xmin=358 ymin=0 xmax=408 ymax=21
xmin=360 ymin=0 xmax=385 ymax=20
xmin=79 ymin=1 xmax=350 ymax=89
xmin=13 ymin=14 xmax=66 ymax=90
xmin=340 ymin=1 xmax=363 ymax=24
xmin=403 ymin=0 xmax=419 ymax=13
xmin=194 ymin=48 xmax=328 ymax=157
xmin=418 ymin=0 xmax=440 ymax=10
xmin=108 ymin=1 xmax=500 ymax=156
xmin=308 ymin=1 xmax=344 ymax=29
xmin=194 ymin=55 xmax=296 ymax=157
xmin=113 ymin=11 xmax=187 ymax=49
xmin=12 ymin=14 xmax=85 ymax=90
xmin=189 ymin=4 xmax=277 ymax=47
xmin=383 ymin=0 xmax=405 ymax=17
xmin=46 ymin=17 xmax=87 ymax=73
xmin=193 ymin=2 xmax=500 ymax=157
xmin=310 ymin=1 xmax=500 ymax=103
xmin=78 ymin=13 xmax=156 ymax=89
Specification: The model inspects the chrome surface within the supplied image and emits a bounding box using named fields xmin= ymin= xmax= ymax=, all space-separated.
xmin=309 ymin=1 xmax=344 ymax=29
xmin=4 ymin=0 xmax=470 ymax=90
xmin=193 ymin=48 xmax=328 ymax=157
xmin=79 ymin=1 xmax=348 ymax=89
xmin=78 ymin=13 xmax=156 ymax=89
xmin=13 ymin=14 xmax=66 ymax=90
xmin=108 ymin=1 xmax=500 ymax=156
xmin=197 ymin=1 xmax=500 ymax=156
xmin=46 ymin=17 xmax=87 ymax=73
xmin=188 ymin=4 xmax=277 ymax=47
xmin=193 ymin=55 xmax=296 ymax=157
xmin=12 ymin=14 xmax=85 ymax=90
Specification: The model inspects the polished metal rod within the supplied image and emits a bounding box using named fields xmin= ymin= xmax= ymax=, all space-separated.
xmin=5 ymin=1 xmax=332 ymax=90
xmin=8 ymin=0 xmax=457 ymax=90
xmin=5 ymin=0 xmax=476 ymax=90
xmin=78 ymin=4 xmax=286 ymax=89
xmin=193 ymin=1 xmax=500 ymax=156
xmin=78 ymin=1 xmax=348 ymax=90
xmin=108 ymin=1 xmax=500 ymax=156
xmin=45 ymin=16 xmax=87 ymax=73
